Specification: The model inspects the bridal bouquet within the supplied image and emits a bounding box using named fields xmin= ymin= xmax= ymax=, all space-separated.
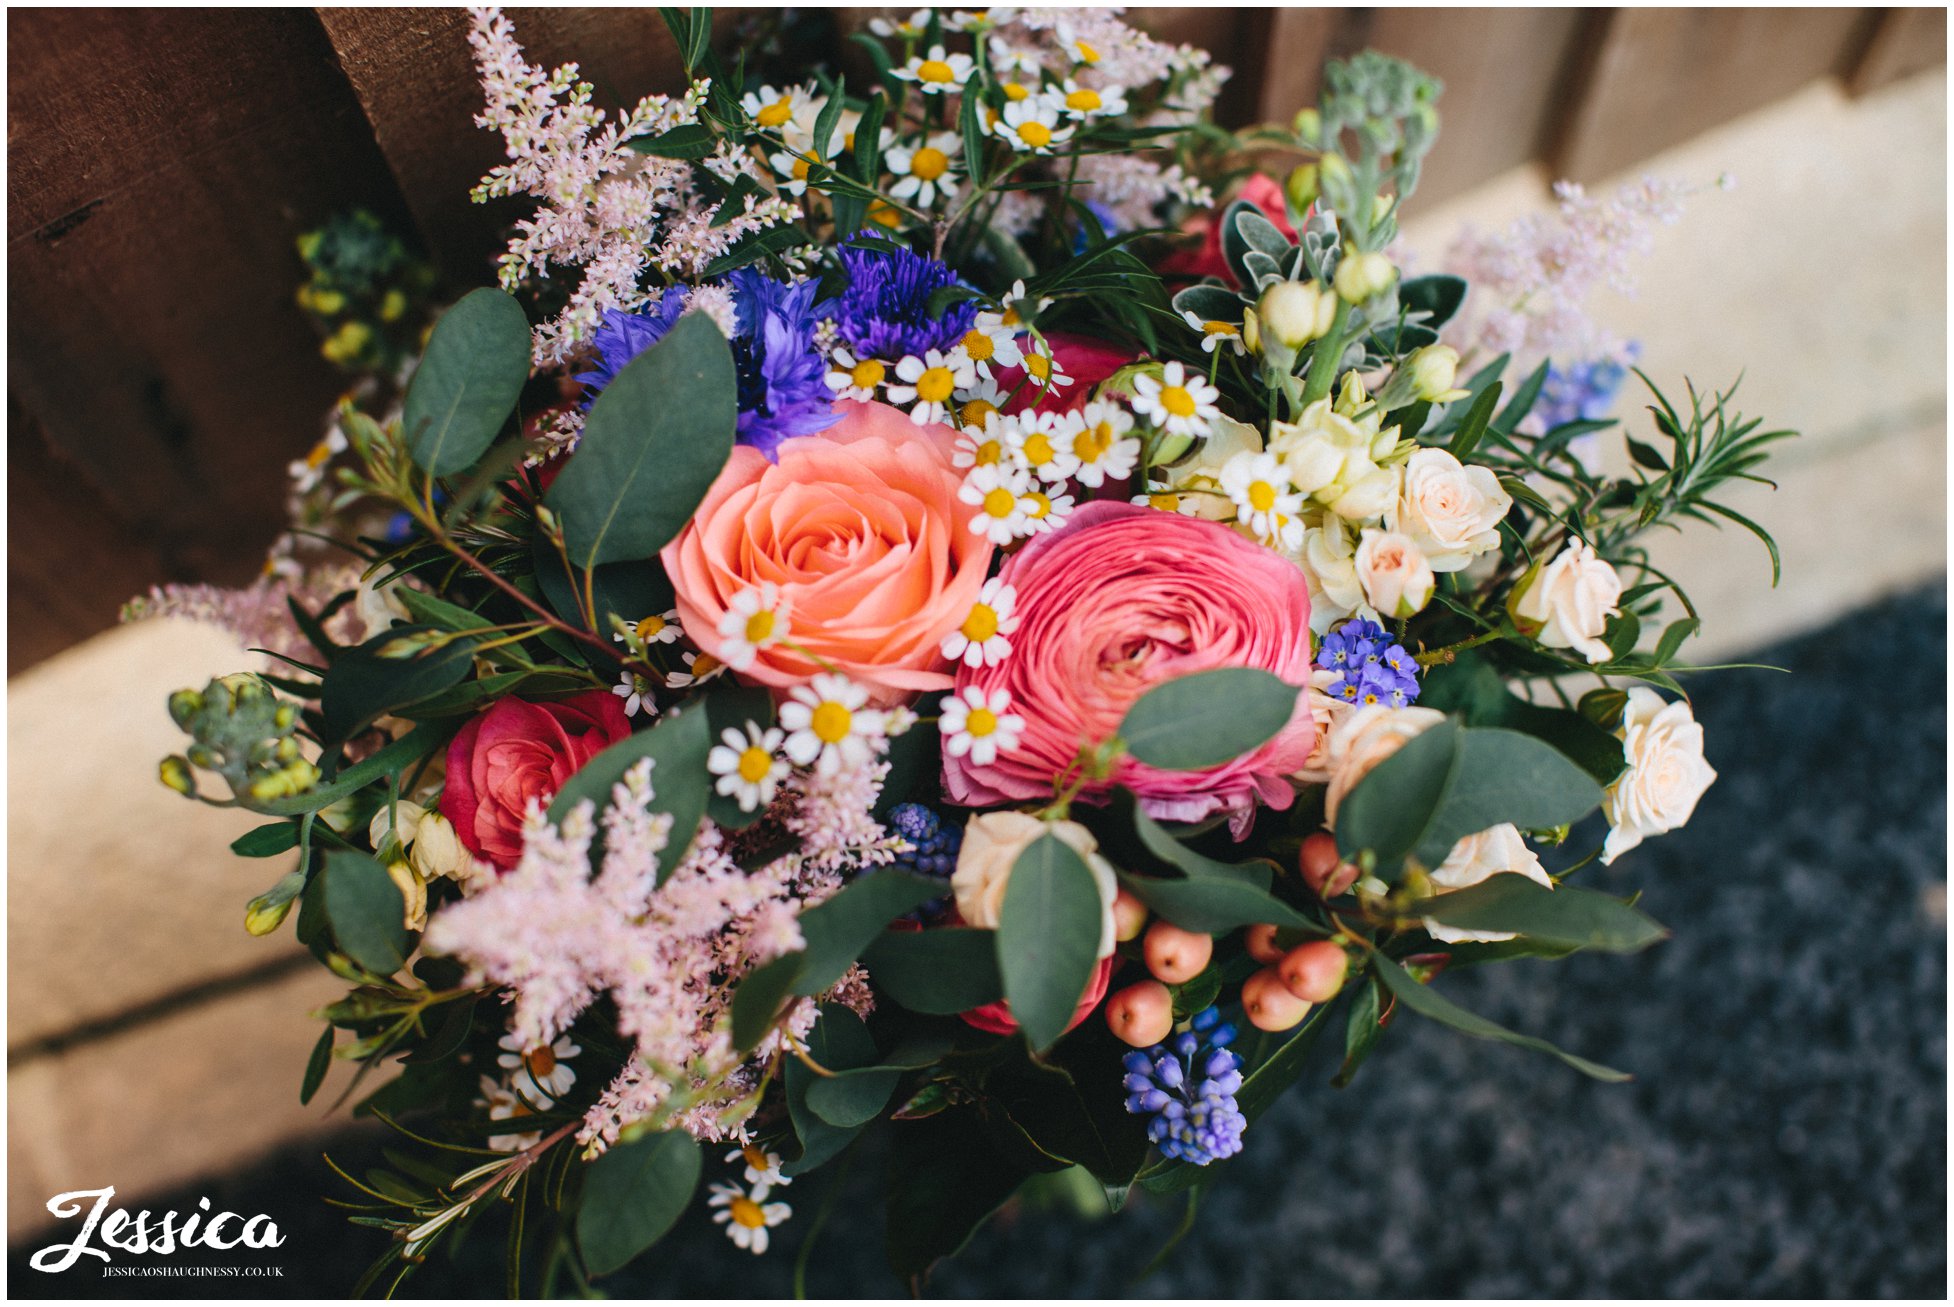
xmin=140 ymin=6 xmax=1791 ymax=1292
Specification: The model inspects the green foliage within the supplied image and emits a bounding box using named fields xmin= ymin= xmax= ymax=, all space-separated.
xmin=1118 ymin=668 xmax=1300 ymax=771
xmin=231 ymin=821 xmax=300 ymax=858
xmin=1370 ymin=953 xmax=1628 ymax=1081
xmin=1413 ymin=874 xmax=1668 ymax=953
xmin=785 ymin=1004 xmax=879 ymax=1176
xmin=546 ymin=700 xmax=712 ymax=872
xmin=795 ymin=870 xmax=945 ymax=995
xmin=319 ymin=627 xmax=482 ymax=748
xmin=576 ymin=1130 xmax=702 ymax=1276
xmin=996 ymin=834 xmax=1106 ymax=1051
xmin=320 ymin=850 xmax=411 ymax=976
xmin=545 ymin=312 xmax=738 ymax=568
xmin=401 ymin=288 xmax=532 ymax=477
xmin=859 ymin=928 xmax=1004 ymax=1014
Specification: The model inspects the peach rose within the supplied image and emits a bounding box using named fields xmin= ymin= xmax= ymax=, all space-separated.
xmin=661 ymin=400 xmax=995 ymax=704
xmin=942 ymin=501 xmax=1316 ymax=836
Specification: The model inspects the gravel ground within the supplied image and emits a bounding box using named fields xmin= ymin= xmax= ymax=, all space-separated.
xmin=15 ymin=585 xmax=1945 ymax=1299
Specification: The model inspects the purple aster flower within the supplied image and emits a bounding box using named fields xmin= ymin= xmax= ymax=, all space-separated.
xmin=1318 ymin=617 xmax=1420 ymax=709
xmin=1122 ymin=1006 xmax=1247 ymax=1166
xmin=832 ymin=243 xmax=978 ymax=362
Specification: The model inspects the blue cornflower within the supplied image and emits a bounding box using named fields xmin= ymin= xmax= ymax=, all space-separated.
xmin=831 ymin=243 xmax=977 ymax=362
xmin=1534 ymin=344 xmax=1638 ymax=430
xmin=576 ymin=274 xmax=839 ymax=460
xmin=1317 ymin=617 xmax=1420 ymax=709
xmin=1122 ymin=1007 xmax=1247 ymax=1166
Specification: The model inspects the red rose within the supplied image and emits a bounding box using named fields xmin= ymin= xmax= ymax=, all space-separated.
xmin=995 ymin=332 xmax=1138 ymax=416
xmin=440 ymin=691 xmax=631 ymax=870
xmin=1158 ymin=173 xmax=1300 ymax=286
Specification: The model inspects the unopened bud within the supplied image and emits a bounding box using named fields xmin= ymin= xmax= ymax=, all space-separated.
xmin=387 ymin=861 xmax=429 ymax=933
xmin=1402 ymin=344 xmax=1466 ymax=402
xmin=1258 ymin=280 xmax=1338 ymax=350
xmin=369 ymin=800 xmax=428 ymax=857
xmin=159 ymin=755 xmax=195 ymax=797
xmin=1285 ymin=163 xmax=1319 ymax=214
xmin=168 ymin=689 xmax=204 ymax=729
xmin=1334 ymin=250 xmax=1396 ymax=303
xmin=409 ymin=811 xmax=468 ymax=882
xmin=1291 ymin=108 xmax=1322 ymax=146
xmin=244 ymin=893 xmax=294 ymax=936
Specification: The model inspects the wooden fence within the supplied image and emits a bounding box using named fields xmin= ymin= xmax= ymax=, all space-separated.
xmin=8 ymin=7 xmax=1943 ymax=671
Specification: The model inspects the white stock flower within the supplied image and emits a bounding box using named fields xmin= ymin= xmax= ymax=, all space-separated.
xmin=1354 ymin=529 xmax=1436 ymax=618
xmin=1268 ymin=396 xmax=1402 ymax=521
xmin=1389 ymin=448 xmax=1514 ymax=571
xmin=1422 ymin=824 xmax=1554 ymax=943
xmin=1602 ymin=688 xmax=1717 ymax=864
xmin=1510 ymin=539 xmax=1623 ymax=664
xmin=1298 ymin=514 xmax=1373 ymax=634
xmin=951 ymin=812 xmax=1120 ymax=958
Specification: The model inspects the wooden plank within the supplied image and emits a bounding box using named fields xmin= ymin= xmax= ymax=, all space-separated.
xmin=1847 ymin=7 xmax=1948 ymax=96
xmin=1552 ymin=8 xmax=1880 ymax=182
xmin=8 ymin=9 xmax=412 ymax=657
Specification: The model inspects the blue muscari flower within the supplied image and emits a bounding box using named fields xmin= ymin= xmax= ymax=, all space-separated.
xmin=889 ymin=802 xmax=963 ymax=919
xmin=1533 ymin=343 xmax=1639 ymax=430
xmin=1318 ymin=617 xmax=1420 ymax=709
xmin=1122 ymin=1007 xmax=1247 ymax=1166
xmin=576 ymin=273 xmax=839 ymax=461
xmin=832 ymin=243 xmax=977 ymax=362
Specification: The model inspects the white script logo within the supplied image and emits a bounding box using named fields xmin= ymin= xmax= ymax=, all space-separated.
xmin=30 ymin=1187 xmax=285 ymax=1272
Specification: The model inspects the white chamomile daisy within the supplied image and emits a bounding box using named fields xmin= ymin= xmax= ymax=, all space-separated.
xmin=1059 ymin=25 xmax=1104 ymax=67
xmin=614 ymin=609 xmax=682 ymax=648
xmin=707 ymin=723 xmax=789 ymax=813
xmin=613 ymin=670 xmax=654 ymax=718
xmin=709 ymin=1181 xmax=792 ymax=1254
xmin=987 ymin=33 xmax=1043 ymax=78
xmin=990 ymin=97 xmax=1073 ymax=155
xmin=953 ymin=413 xmax=1012 ymax=469
xmin=888 ymin=349 xmax=977 ymax=426
xmin=1019 ymin=340 xmax=1073 ymax=398
xmin=716 ymin=583 xmax=791 ymax=672
xmin=1131 ymin=483 xmax=1204 ymax=516
xmin=887 ymin=131 xmax=962 ymax=208
xmin=1050 ymin=78 xmax=1128 ymax=121
xmin=1220 ymin=450 xmax=1304 ymax=543
xmin=954 ymin=375 xmax=1012 ymax=432
xmin=667 ymin=650 xmax=726 ymax=689
xmin=480 ymin=1076 xmax=542 ymax=1153
xmin=824 ymin=347 xmax=889 ymax=402
xmin=939 ymin=686 xmax=1026 ymax=766
xmin=780 ymin=673 xmax=889 ymax=776
xmin=1005 ymin=412 xmax=1080 ymax=484
xmin=958 ymin=462 xmax=1036 ymax=545
xmin=941 ymin=577 xmax=1019 ymax=668
xmin=868 ymin=8 xmax=929 ymax=39
xmin=1018 ymin=483 xmax=1075 ymax=535
xmin=955 ymin=319 xmax=1025 ymax=381
xmin=1131 ymin=360 xmax=1222 ymax=439
xmin=767 ymin=147 xmax=820 ymax=197
xmin=1063 ymin=402 xmax=1141 ymax=488
xmin=288 ymin=426 xmax=348 ymax=492
xmin=894 ymin=45 xmax=974 ymax=93
xmin=1181 ymin=308 xmax=1247 ymax=356
xmin=726 ymin=1144 xmax=792 ymax=1189
xmin=741 ymin=83 xmax=819 ymax=134
xmin=977 ymin=279 xmax=1052 ymax=336
xmin=946 ymin=9 xmax=992 ymax=33
xmin=497 ymin=1033 xmax=579 ymax=1102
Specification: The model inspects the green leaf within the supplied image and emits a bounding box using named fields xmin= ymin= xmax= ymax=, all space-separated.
xmin=1416 ymin=653 xmax=1626 ymax=785
xmin=1371 ymin=953 xmax=1629 ymax=1081
xmin=546 ymin=701 xmax=712 ymax=873
xmin=793 ymin=869 xmax=945 ymax=995
xmin=300 ymin=1026 xmax=334 ymax=1105
xmin=1447 ymin=380 xmax=1503 ymax=458
xmin=401 ymin=288 xmax=531 ymax=477
xmin=318 ymin=627 xmax=480 ymax=747
xmin=320 ymin=851 xmax=410 ymax=976
xmin=1114 ymin=869 xmax=1317 ymax=934
xmin=885 ymin=1110 xmax=1036 ymax=1278
xmin=1494 ymin=359 xmax=1549 ymax=434
xmin=529 ymin=536 xmax=676 ymax=637
xmin=1653 ymin=616 xmax=1699 ymax=666
xmin=959 ymin=73 xmax=985 ymax=179
xmin=730 ymin=952 xmax=809 ymax=1051
xmin=1415 ymin=874 xmax=1668 ymax=952
xmin=859 ymin=927 xmax=1003 ymax=1014
xmin=1398 ymin=273 xmax=1467 ymax=328
xmin=702 ymin=223 xmax=806 ymax=277
xmin=544 ymin=312 xmax=737 ymax=568
xmin=1335 ymin=721 xmax=1605 ymax=877
xmin=231 ymin=822 xmax=300 ymax=858
xmin=576 ymin=1130 xmax=702 ymax=1276
xmin=1118 ymin=668 xmax=1300 ymax=771
xmin=804 ymin=1034 xmax=952 ymax=1129
xmin=1126 ymin=795 xmax=1273 ymax=887
xmin=393 ymin=587 xmax=491 ymax=635
xmin=996 ymin=834 xmax=1106 ymax=1051
xmin=626 ymin=122 xmax=716 ymax=159
xmin=1332 ymin=975 xmax=1385 ymax=1088
xmin=784 ymin=1004 xmax=879 ymax=1176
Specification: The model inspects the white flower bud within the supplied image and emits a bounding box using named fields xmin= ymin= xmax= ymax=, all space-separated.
xmin=409 ymin=810 xmax=468 ymax=881
xmin=1334 ymin=250 xmax=1397 ymax=303
xmin=1402 ymin=344 xmax=1467 ymax=402
xmin=369 ymin=800 xmax=428 ymax=855
xmin=1258 ymin=280 xmax=1337 ymax=350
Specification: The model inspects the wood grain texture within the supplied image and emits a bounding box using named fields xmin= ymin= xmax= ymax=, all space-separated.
xmin=7 ymin=9 xmax=412 ymax=668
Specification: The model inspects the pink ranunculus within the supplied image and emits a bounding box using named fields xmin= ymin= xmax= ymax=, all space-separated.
xmin=942 ymin=501 xmax=1316 ymax=836
xmin=661 ymin=399 xmax=995 ymax=705
xmin=1158 ymin=172 xmax=1300 ymax=286
xmin=994 ymin=332 xmax=1138 ymax=416
xmin=440 ymin=691 xmax=631 ymax=871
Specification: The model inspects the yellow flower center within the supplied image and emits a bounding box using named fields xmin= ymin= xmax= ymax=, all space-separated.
xmin=868 ymin=200 xmax=902 ymax=229
xmin=1073 ymin=423 xmax=1113 ymax=461
xmin=966 ymin=706 xmax=999 ymax=737
xmin=691 ymin=653 xmax=721 ymax=678
xmin=1025 ymin=353 xmax=1051 ymax=380
xmin=849 ymin=358 xmax=886 ymax=388
xmin=756 ymin=97 xmax=794 ymax=128
xmin=742 ymin=1144 xmax=770 ymax=1171
xmin=1016 ymin=120 xmax=1053 ymax=149
xmin=915 ymin=366 xmax=955 ymax=404
xmin=1021 ymin=431 xmax=1055 ymax=466
xmin=1160 ymin=385 xmax=1196 ymax=417
xmin=973 ymin=437 xmax=1003 ymax=465
xmin=962 ymin=604 xmax=1000 ymax=641
xmin=744 ymin=610 xmax=775 ymax=643
xmin=635 ymin=615 xmax=667 ymax=642
xmin=1002 ymin=81 xmax=1031 ymax=102
xmin=730 ymin=1196 xmax=768 ymax=1228
xmin=525 ymin=1046 xmax=557 ymax=1078
xmin=960 ymin=399 xmax=998 ymax=429
xmin=1204 ymin=320 xmax=1240 ymax=337
xmin=1075 ymin=39 xmax=1100 ymax=63
xmin=1248 ymin=481 xmax=1277 ymax=512
xmin=737 ymin=746 xmax=774 ymax=783
xmin=961 ymin=329 xmax=994 ymax=361
xmin=810 ymin=701 xmax=853 ymax=744
xmin=1000 ymin=306 xmax=1021 ymax=327
xmin=791 ymin=156 xmax=811 ymax=181
xmin=919 ymin=59 xmax=955 ymax=83
xmin=304 ymin=440 xmax=334 ymax=469
xmin=1148 ymin=491 xmax=1181 ymax=512
xmin=1065 ymin=88 xmax=1103 ymax=112
xmin=1024 ymin=490 xmax=1052 ymax=519
xmin=982 ymin=486 xmax=1018 ymax=518
xmin=910 ymin=146 xmax=950 ymax=181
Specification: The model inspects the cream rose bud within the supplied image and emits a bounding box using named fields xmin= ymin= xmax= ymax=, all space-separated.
xmin=1508 ymin=539 xmax=1623 ymax=664
xmin=410 ymin=810 xmax=469 ymax=881
xmin=1388 ymin=448 xmax=1514 ymax=571
xmin=951 ymin=812 xmax=1120 ymax=957
xmin=368 ymin=800 xmax=428 ymax=853
xmin=1355 ymin=529 xmax=1435 ymax=618
xmin=1258 ymin=280 xmax=1337 ymax=350
xmin=1423 ymin=824 xmax=1552 ymax=943
xmin=1402 ymin=344 xmax=1468 ymax=403
xmin=1322 ymin=703 xmax=1446 ymax=824
xmin=1602 ymin=688 xmax=1717 ymax=864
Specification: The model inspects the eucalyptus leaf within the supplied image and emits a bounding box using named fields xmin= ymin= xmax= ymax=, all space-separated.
xmin=545 ymin=701 xmax=712 ymax=874
xmin=730 ymin=951 xmax=809 ymax=1051
xmin=784 ymin=1004 xmax=878 ymax=1176
xmin=1398 ymin=273 xmax=1467 ymax=328
xmin=1119 ymin=668 xmax=1301 ymax=772
xmin=1414 ymin=874 xmax=1668 ymax=953
xmin=997 ymin=834 xmax=1106 ymax=1051
xmin=231 ymin=822 xmax=300 ymax=858
xmin=576 ymin=1130 xmax=702 ymax=1276
xmin=1115 ymin=868 xmax=1319 ymax=934
xmin=320 ymin=850 xmax=411 ymax=976
xmin=859 ymin=927 xmax=1003 ymax=1014
xmin=402 ymin=288 xmax=531 ymax=476
xmin=793 ymin=869 xmax=944 ymax=995
xmin=318 ymin=627 xmax=481 ymax=748
xmin=1371 ymin=953 xmax=1629 ymax=1081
